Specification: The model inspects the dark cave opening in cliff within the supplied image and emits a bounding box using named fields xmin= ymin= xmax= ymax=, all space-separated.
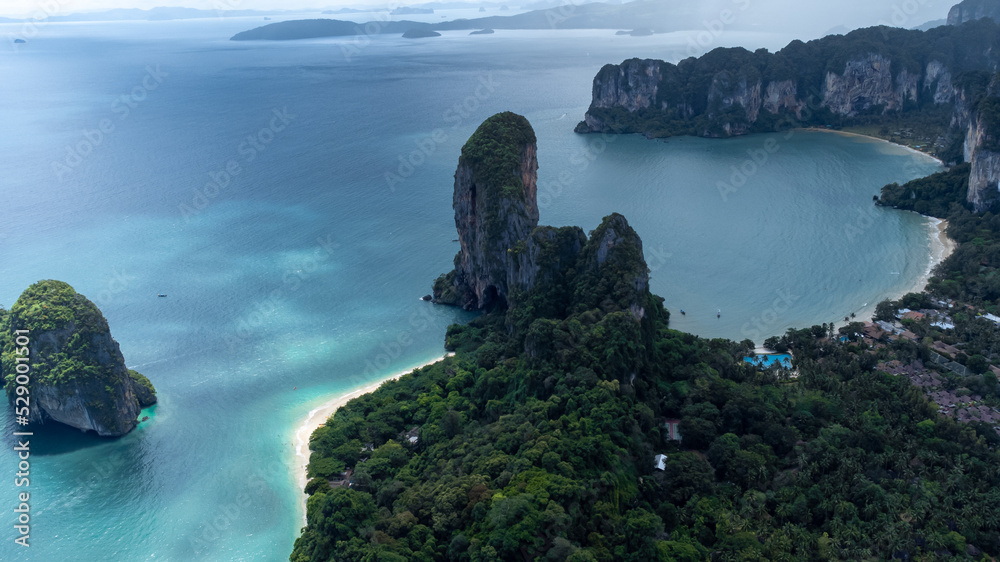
xmin=482 ymin=285 xmax=507 ymax=313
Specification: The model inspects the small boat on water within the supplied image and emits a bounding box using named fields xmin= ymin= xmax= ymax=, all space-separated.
xmin=680 ymin=309 xmax=685 ymax=315
xmin=157 ymin=294 xmax=167 ymax=298
xmin=717 ymin=309 xmax=721 ymax=318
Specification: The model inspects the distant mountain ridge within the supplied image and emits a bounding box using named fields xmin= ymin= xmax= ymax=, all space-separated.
xmin=230 ymin=0 xmax=696 ymax=40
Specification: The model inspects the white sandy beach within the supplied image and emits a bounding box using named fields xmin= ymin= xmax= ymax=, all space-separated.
xmin=293 ymin=353 xmax=453 ymax=522
xmin=803 ymin=127 xmax=946 ymax=165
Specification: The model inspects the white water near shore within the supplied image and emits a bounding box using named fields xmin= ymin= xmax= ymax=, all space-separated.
xmin=292 ymin=354 xmax=453 ymax=522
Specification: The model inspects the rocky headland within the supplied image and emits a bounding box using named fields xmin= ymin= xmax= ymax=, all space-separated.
xmin=576 ymin=20 xmax=1000 ymax=211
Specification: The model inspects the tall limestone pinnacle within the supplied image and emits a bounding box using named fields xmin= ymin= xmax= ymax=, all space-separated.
xmin=433 ymin=111 xmax=540 ymax=310
xmin=1 ymin=280 xmax=156 ymax=437
xmin=433 ymin=112 xmax=662 ymax=331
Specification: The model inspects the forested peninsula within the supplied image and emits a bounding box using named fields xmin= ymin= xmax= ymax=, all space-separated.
xmin=290 ymin=113 xmax=1000 ymax=561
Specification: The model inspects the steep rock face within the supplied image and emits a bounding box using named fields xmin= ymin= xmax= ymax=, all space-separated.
xmin=580 ymin=53 xmax=935 ymax=135
xmin=952 ymin=73 xmax=1000 ymax=211
xmin=2 ymin=281 xmax=154 ymax=437
xmin=822 ymin=54 xmax=916 ymax=115
xmin=435 ymin=112 xmax=539 ymax=310
xmin=583 ymin=59 xmax=666 ymax=132
xmin=706 ymin=72 xmax=762 ymax=136
xmin=590 ymin=59 xmax=662 ymax=112
xmin=948 ymin=0 xmax=1000 ymax=25
xmin=938 ymin=71 xmax=1000 ymax=209
xmin=763 ymin=80 xmax=804 ymax=117
xmin=968 ymin=146 xmax=1000 ymax=211
xmin=925 ymin=60 xmax=955 ymax=104
xmin=578 ymin=22 xmax=1000 ymax=140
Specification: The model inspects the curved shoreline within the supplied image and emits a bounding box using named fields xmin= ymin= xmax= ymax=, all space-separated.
xmin=831 ymin=215 xmax=956 ymax=336
xmin=801 ymin=127 xmax=946 ymax=166
xmin=293 ymin=353 xmax=453 ymax=523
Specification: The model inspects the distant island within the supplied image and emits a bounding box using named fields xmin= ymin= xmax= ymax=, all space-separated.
xmin=230 ymin=18 xmax=423 ymax=40
xmin=1 ymin=280 xmax=156 ymax=437
xmin=402 ymin=28 xmax=442 ymax=38
xmin=230 ymin=0 xmax=698 ymax=41
xmin=469 ymin=28 xmax=495 ymax=35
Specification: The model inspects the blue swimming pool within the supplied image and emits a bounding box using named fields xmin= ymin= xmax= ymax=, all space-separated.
xmin=743 ymin=354 xmax=793 ymax=368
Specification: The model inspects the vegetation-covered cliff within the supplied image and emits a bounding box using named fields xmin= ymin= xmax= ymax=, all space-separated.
xmin=577 ymin=19 xmax=1000 ymax=211
xmin=948 ymin=0 xmax=1000 ymax=25
xmin=1 ymin=280 xmax=155 ymax=437
xmin=291 ymin=114 xmax=1000 ymax=561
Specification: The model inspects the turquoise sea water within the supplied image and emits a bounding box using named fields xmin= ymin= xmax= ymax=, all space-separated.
xmin=0 ymin=19 xmax=942 ymax=561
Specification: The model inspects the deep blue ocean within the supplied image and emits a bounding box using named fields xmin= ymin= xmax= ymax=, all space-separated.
xmin=0 ymin=14 xmax=942 ymax=561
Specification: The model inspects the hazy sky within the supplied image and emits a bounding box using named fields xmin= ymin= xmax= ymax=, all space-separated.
xmin=1 ymin=0 xmax=954 ymax=31
xmin=1 ymin=0 xmax=351 ymax=17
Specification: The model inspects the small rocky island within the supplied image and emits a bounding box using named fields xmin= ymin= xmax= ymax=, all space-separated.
xmin=402 ymin=28 xmax=441 ymax=39
xmin=2 ymin=280 xmax=156 ymax=437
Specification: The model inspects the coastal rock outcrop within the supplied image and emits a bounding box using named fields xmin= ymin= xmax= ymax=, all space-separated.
xmin=577 ymin=21 xmax=1000 ymax=211
xmin=577 ymin=22 xmax=1000 ymax=138
xmin=434 ymin=112 xmax=659 ymax=331
xmin=433 ymin=112 xmax=539 ymax=310
xmin=2 ymin=280 xmax=156 ymax=437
